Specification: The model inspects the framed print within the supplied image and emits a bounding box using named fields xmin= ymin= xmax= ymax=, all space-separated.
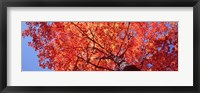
xmin=0 ymin=0 xmax=199 ymax=93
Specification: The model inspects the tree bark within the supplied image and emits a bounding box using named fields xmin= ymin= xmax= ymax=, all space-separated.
xmin=113 ymin=56 xmax=141 ymax=71
xmin=123 ymin=65 xmax=140 ymax=71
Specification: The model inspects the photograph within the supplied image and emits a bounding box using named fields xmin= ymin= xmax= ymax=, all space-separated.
xmin=22 ymin=22 xmax=178 ymax=71
xmin=2 ymin=0 xmax=199 ymax=92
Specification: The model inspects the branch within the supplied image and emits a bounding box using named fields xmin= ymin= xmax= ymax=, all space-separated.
xmin=73 ymin=57 xmax=80 ymax=71
xmin=79 ymin=56 xmax=114 ymax=71
xmin=71 ymin=22 xmax=115 ymax=57
xmin=71 ymin=22 xmax=105 ymax=50
xmin=139 ymin=52 xmax=150 ymax=69
xmin=87 ymin=60 xmax=114 ymax=71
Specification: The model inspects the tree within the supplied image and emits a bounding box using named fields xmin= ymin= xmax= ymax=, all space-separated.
xmin=22 ymin=22 xmax=178 ymax=71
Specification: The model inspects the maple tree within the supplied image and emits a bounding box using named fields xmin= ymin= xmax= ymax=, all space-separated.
xmin=22 ymin=22 xmax=178 ymax=71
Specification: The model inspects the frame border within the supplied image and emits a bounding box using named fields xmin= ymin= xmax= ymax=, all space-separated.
xmin=0 ymin=0 xmax=199 ymax=93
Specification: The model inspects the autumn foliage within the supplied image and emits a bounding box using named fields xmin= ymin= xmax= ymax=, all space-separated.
xmin=22 ymin=22 xmax=178 ymax=71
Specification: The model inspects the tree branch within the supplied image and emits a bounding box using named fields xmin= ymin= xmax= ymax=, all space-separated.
xmin=79 ymin=56 xmax=114 ymax=71
xmin=71 ymin=22 xmax=105 ymax=50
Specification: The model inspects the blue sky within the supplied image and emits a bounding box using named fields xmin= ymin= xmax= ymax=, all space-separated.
xmin=22 ymin=22 xmax=51 ymax=71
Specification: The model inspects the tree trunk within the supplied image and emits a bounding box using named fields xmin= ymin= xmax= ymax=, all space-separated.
xmin=122 ymin=65 xmax=140 ymax=71
xmin=113 ymin=56 xmax=140 ymax=71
